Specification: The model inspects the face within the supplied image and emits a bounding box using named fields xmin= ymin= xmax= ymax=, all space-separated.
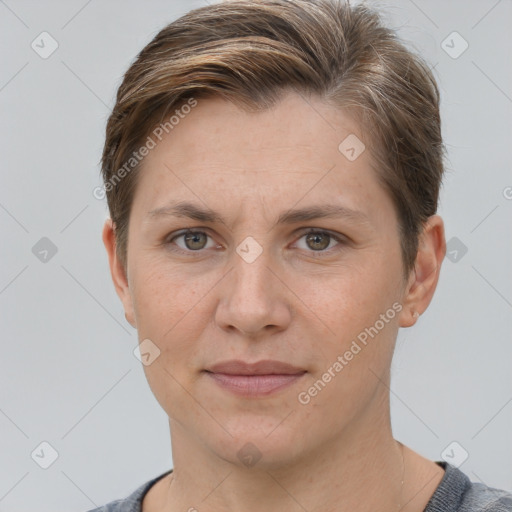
xmin=106 ymin=91 xmax=420 ymax=469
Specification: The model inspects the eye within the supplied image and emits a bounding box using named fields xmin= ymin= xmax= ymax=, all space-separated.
xmin=165 ymin=228 xmax=346 ymax=256
xmin=294 ymin=229 xmax=345 ymax=255
xmin=166 ymin=229 xmax=218 ymax=253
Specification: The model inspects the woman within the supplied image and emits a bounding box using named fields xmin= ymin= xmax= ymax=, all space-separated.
xmin=91 ymin=0 xmax=512 ymax=510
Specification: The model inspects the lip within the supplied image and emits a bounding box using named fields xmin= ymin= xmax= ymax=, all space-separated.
xmin=205 ymin=359 xmax=305 ymax=375
xmin=203 ymin=359 xmax=306 ymax=397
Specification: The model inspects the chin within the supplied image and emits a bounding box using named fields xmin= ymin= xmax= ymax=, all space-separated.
xmin=205 ymin=418 xmax=309 ymax=470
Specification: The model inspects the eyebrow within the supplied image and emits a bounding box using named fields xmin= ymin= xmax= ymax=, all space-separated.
xmin=146 ymin=200 xmax=370 ymax=227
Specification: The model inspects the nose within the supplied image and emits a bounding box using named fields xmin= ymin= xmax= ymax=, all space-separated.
xmin=214 ymin=243 xmax=292 ymax=338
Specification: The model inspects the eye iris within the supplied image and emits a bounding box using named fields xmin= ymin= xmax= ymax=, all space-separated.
xmin=306 ymin=232 xmax=330 ymax=251
xmin=184 ymin=231 xmax=207 ymax=250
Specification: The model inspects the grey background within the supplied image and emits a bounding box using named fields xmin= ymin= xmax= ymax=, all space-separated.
xmin=0 ymin=0 xmax=511 ymax=510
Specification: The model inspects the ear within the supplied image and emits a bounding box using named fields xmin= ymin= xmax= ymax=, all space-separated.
xmin=102 ymin=218 xmax=137 ymax=329
xmin=398 ymin=214 xmax=446 ymax=328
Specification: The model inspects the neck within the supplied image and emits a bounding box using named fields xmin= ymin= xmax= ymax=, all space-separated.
xmin=157 ymin=394 xmax=408 ymax=512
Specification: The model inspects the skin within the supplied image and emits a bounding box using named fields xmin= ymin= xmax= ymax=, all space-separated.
xmin=103 ymin=90 xmax=447 ymax=512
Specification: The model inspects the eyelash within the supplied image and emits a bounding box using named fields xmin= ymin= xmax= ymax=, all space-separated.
xmin=164 ymin=228 xmax=347 ymax=257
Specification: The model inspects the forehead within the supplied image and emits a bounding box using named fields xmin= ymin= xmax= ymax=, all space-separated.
xmin=131 ymin=91 xmax=392 ymax=228
xmin=155 ymin=92 xmax=362 ymax=168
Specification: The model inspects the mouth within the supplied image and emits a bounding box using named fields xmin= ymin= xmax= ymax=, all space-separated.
xmin=203 ymin=359 xmax=307 ymax=397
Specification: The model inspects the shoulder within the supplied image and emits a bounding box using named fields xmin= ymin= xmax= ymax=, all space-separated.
xmin=459 ymin=480 xmax=512 ymax=512
xmin=426 ymin=462 xmax=512 ymax=512
xmin=84 ymin=470 xmax=173 ymax=512
xmin=85 ymin=496 xmax=136 ymax=512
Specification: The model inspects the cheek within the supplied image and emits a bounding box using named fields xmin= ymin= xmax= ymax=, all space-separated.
xmin=288 ymin=264 xmax=385 ymax=337
xmin=296 ymin=317 xmax=397 ymax=430
xmin=130 ymin=261 xmax=218 ymax=388
xmin=292 ymin=264 xmax=400 ymax=385
xmin=131 ymin=259 xmax=209 ymax=334
xmin=133 ymin=263 xmax=215 ymax=419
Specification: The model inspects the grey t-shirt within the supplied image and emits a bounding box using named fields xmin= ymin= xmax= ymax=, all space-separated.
xmin=87 ymin=461 xmax=512 ymax=512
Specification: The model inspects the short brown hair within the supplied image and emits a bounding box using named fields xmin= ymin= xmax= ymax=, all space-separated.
xmin=101 ymin=0 xmax=445 ymax=279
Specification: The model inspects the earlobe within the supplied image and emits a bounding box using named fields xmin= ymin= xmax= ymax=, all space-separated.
xmin=125 ymin=312 xmax=136 ymax=329
xmin=398 ymin=215 xmax=446 ymax=328
xmin=102 ymin=218 xmax=137 ymax=329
